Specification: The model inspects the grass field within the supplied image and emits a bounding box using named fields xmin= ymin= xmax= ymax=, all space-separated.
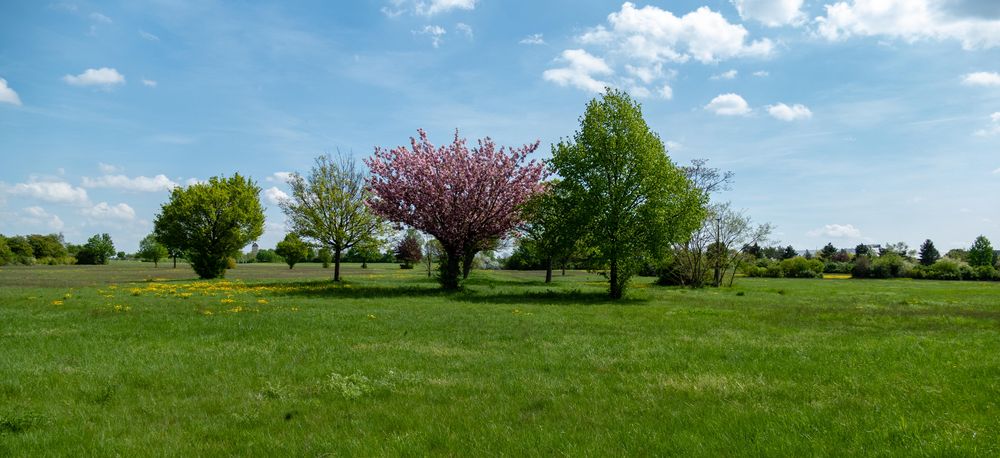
xmin=1 ymin=262 xmax=998 ymax=455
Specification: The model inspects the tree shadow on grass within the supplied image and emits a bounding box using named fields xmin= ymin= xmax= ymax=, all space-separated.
xmin=252 ymin=280 xmax=446 ymax=300
xmin=452 ymin=288 xmax=649 ymax=306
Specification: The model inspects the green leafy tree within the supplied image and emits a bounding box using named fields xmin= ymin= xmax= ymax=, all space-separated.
xmin=76 ymin=233 xmax=115 ymax=265
xmin=550 ymin=88 xmax=705 ymax=299
xmin=275 ymin=233 xmax=309 ymax=269
xmin=317 ymin=247 xmax=332 ymax=268
xmin=154 ymin=174 xmax=265 ymax=279
xmin=782 ymin=245 xmax=797 ymax=260
xmin=424 ymin=239 xmax=443 ymax=278
xmin=968 ymin=235 xmax=995 ymax=267
xmin=6 ymin=236 xmax=34 ymax=264
xmin=819 ymin=242 xmax=837 ymax=261
xmin=918 ymin=239 xmax=940 ymax=266
xmin=855 ymin=244 xmax=870 ymax=257
xmin=0 ymin=235 xmax=14 ymax=265
xmin=27 ymin=234 xmax=67 ymax=260
xmin=280 ymin=154 xmax=386 ymax=281
xmin=137 ymin=234 xmax=169 ymax=267
xmin=518 ymin=180 xmax=586 ymax=283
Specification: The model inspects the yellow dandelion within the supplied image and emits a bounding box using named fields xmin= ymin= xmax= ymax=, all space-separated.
xmin=221 ymin=298 xmax=236 ymax=304
xmin=257 ymin=299 xmax=268 ymax=304
xmin=228 ymin=306 xmax=244 ymax=313
xmin=63 ymin=293 xmax=72 ymax=299
xmin=51 ymin=300 xmax=64 ymax=306
xmin=291 ymin=307 xmax=299 ymax=312
xmin=367 ymin=314 xmax=376 ymax=320
xmin=201 ymin=310 xmax=214 ymax=316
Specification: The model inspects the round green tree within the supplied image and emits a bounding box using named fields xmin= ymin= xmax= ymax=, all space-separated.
xmin=968 ymin=235 xmax=995 ymax=268
xmin=550 ymin=88 xmax=706 ymax=299
xmin=153 ymin=174 xmax=265 ymax=279
xmin=275 ymin=233 xmax=309 ymax=270
xmin=137 ymin=234 xmax=169 ymax=267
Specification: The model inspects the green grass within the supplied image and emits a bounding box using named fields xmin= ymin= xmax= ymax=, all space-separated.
xmin=1 ymin=262 xmax=998 ymax=455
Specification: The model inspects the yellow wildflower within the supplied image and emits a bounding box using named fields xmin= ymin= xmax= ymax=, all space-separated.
xmin=257 ymin=299 xmax=268 ymax=305
xmin=51 ymin=300 xmax=64 ymax=306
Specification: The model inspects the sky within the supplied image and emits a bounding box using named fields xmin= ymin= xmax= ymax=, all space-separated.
xmin=1 ymin=0 xmax=999 ymax=253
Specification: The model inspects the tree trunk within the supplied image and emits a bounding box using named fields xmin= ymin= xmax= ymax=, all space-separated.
xmin=609 ymin=256 xmax=622 ymax=299
xmin=441 ymin=249 xmax=461 ymax=290
xmin=462 ymin=251 xmax=475 ymax=280
xmin=545 ymin=256 xmax=553 ymax=283
xmin=172 ymin=255 xmax=177 ymax=269
xmin=334 ymin=248 xmax=342 ymax=282
xmin=362 ymin=260 xmax=368 ymax=269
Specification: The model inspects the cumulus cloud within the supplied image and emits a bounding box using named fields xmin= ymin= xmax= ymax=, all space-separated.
xmin=82 ymin=174 xmax=179 ymax=192
xmin=0 ymin=78 xmax=21 ymax=106
xmin=63 ymin=67 xmax=125 ymax=87
xmin=22 ymin=206 xmax=64 ymax=231
xmin=808 ymin=223 xmax=862 ymax=238
xmin=815 ymin=0 xmax=1000 ymax=50
xmin=520 ymin=33 xmax=545 ymax=45
xmin=266 ymin=172 xmax=294 ymax=183
xmin=705 ymin=93 xmax=751 ymax=116
xmin=658 ymin=84 xmax=674 ymax=100
xmin=975 ymin=112 xmax=1000 ymax=136
xmin=753 ymin=70 xmax=770 ymax=77
xmin=3 ymin=180 xmax=89 ymax=205
xmin=414 ymin=25 xmax=447 ymax=47
xmin=732 ymin=0 xmax=805 ymax=27
xmin=82 ymin=202 xmax=135 ymax=221
xmin=578 ymin=3 xmax=774 ymax=64
xmin=711 ymin=69 xmax=738 ymax=80
xmin=543 ymin=49 xmax=613 ymax=93
xmin=264 ymin=187 xmax=290 ymax=205
xmin=142 ymin=78 xmax=157 ymax=87
xmin=767 ymin=103 xmax=812 ymax=121
xmin=962 ymin=71 xmax=1000 ymax=86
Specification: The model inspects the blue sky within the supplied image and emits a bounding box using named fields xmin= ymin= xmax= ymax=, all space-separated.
xmin=1 ymin=0 xmax=999 ymax=253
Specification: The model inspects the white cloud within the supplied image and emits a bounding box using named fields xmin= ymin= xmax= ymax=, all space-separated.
xmin=22 ymin=206 xmax=64 ymax=231
xmin=658 ymin=84 xmax=674 ymax=100
xmin=0 ymin=78 xmax=21 ymax=106
xmin=543 ymin=49 xmax=613 ymax=93
xmin=266 ymin=172 xmax=294 ymax=183
xmin=418 ymin=0 xmax=476 ymax=16
xmin=264 ymin=187 xmax=290 ymax=205
xmin=82 ymin=202 xmax=135 ymax=221
xmin=455 ymin=22 xmax=473 ymax=39
xmin=711 ymin=69 xmax=738 ymax=80
xmin=89 ymin=12 xmax=112 ymax=23
xmin=3 ymin=180 xmax=89 ymax=205
xmin=975 ymin=112 xmax=1000 ymax=136
xmin=808 ymin=223 xmax=862 ymax=238
xmin=578 ymin=3 xmax=774 ymax=64
xmin=98 ymin=162 xmax=122 ymax=174
xmin=184 ymin=178 xmax=205 ymax=187
xmin=414 ymin=25 xmax=447 ymax=48
xmin=732 ymin=0 xmax=805 ymax=27
xmin=139 ymin=30 xmax=160 ymax=42
xmin=142 ymin=78 xmax=157 ymax=87
xmin=962 ymin=71 xmax=1000 ymax=86
xmin=63 ymin=67 xmax=125 ymax=87
xmin=753 ymin=70 xmax=770 ymax=77
xmin=82 ymin=174 xmax=179 ymax=192
xmin=384 ymin=0 xmax=476 ymax=17
xmin=520 ymin=33 xmax=545 ymax=45
xmin=992 ymin=167 xmax=1000 ymax=174
xmin=815 ymin=0 xmax=1000 ymax=50
xmin=705 ymin=93 xmax=751 ymax=116
xmin=767 ymin=103 xmax=812 ymax=121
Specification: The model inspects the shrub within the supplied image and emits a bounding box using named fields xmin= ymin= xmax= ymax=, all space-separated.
xmin=779 ymin=257 xmax=824 ymax=278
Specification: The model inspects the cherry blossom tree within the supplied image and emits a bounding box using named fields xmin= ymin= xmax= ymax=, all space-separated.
xmin=367 ymin=129 xmax=546 ymax=289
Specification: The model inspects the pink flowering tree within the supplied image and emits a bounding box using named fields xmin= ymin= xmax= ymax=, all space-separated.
xmin=367 ymin=129 xmax=547 ymax=290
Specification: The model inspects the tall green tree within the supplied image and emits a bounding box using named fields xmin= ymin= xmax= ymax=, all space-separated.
xmin=550 ymin=88 xmax=705 ymax=299
xmin=275 ymin=233 xmax=309 ymax=269
xmin=518 ymin=180 xmax=585 ymax=283
xmin=76 ymin=233 xmax=115 ymax=265
xmin=0 ymin=236 xmax=14 ymax=266
xmin=137 ymin=234 xmax=168 ymax=267
xmin=281 ymin=154 xmax=386 ymax=281
xmin=819 ymin=242 xmax=837 ymax=261
xmin=154 ymin=174 xmax=265 ymax=279
xmin=968 ymin=235 xmax=995 ymax=267
xmin=918 ymin=239 xmax=940 ymax=266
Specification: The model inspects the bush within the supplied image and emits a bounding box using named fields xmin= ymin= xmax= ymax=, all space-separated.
xmin=779 ymin=257 xmax=824 ymax=278
xmin=851 ymin=255 xmax=871 ymax=278
xmin=823 ymin=261 xmax=852 ymax=274
xmin=974 ymin=265 xmax=999 ymax=281
xmin=870 ymin=253 xmax=910 ymax=279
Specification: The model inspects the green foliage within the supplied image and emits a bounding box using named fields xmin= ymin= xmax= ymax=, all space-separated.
xmin=76 ymin=233 xmax=115 ymax=265
xmin=137 ymin=234 xmax=169 ymax=267
xmin=281 ymin=154 xmax=386 ymax=281
xmin=855 ymin=244 xmax=870 ymax=257
xmin=518 ymin=180 xmax=587 ymax=282
xmin=819 ymin=242 xmax=837 ymax=261
xmin=154 ymin=173 xmax=265 ymax=279
xmin=275 ymin=233 xmax=310 ymax=270
xmin=967 ymin=235 xmax=995 ymax=268
xmin=26 ymin=234 xmax=67 ymax=260
xmin=743 ymin=257 xmax=824 ymax=278
xmin=870 ymin=252 xmax=911 ymax=279
xmin=781 ymin=245 xmax=797 ymax=260
xmin=918 ymin=239 xmax=940 ymax=266
xmin=0 ymin=236 xmax=13 ymax=266
xmin=550 ymin=88 xmax=705 ymax=298
xmin=317 ymin=247 xmax=332 ymax=268
xmin=851 ymin=255 xmax=872 ymax=278
xmin=255 ymin=249 xmax=283 ymax=263
xmin=6 ymin=236 xmax=35 ymax=264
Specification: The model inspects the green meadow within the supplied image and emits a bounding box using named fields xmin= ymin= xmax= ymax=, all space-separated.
xmin=1 ymin=263 xmax=998 ymax=455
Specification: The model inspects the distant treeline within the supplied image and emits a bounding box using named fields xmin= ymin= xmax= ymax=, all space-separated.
xmin=0 ymin=233 xmax=116 ymax=266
